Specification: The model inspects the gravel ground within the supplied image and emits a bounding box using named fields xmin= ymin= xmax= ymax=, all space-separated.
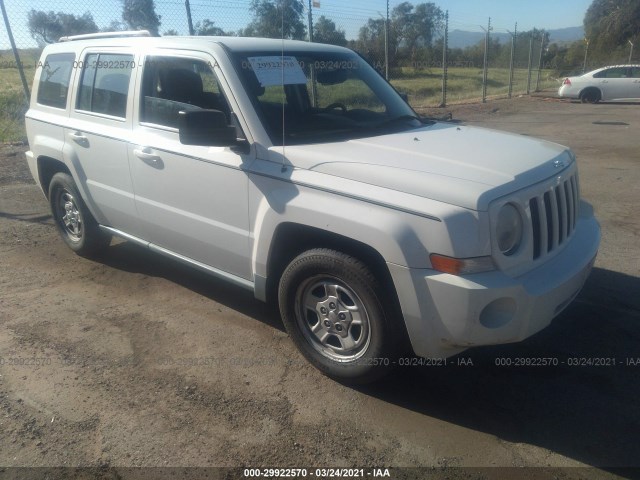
xmin=0 ymin=95 xmax=638 ymax=479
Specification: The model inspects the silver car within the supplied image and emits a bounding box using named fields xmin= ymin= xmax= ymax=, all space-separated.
xmin=558 ymin=65 xmax=640 ymax=103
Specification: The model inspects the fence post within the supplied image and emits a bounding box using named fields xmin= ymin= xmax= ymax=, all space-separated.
xmin=440 ymin=10 xmax=448 ymax=107
xmin=308 ymin=0 xmax=314 ymax=42
xmin=535 ymin=31 xmax=545 ymax=92
xmin=507 ymin=23 xmax=516 ymax=99
xmin=629 ymin=40 xmax=634 ymax=64
xmin=185 ymin=0 xmax=194 ymax=35
xmin=384 ymin=0 xmax=389 ymax=81
xmin=583 ymin=39 xmax=589 ymax=73
xmin=481 ymin=17 xmax=491 ymax=103
xmin=526 ymin=34 xmax=533 ymax=94
xmin=0 ymin=0 xmax=30 ymax=104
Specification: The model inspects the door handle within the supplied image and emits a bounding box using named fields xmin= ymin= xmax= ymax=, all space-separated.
xmin=69 ymin=131 xmax=88 ymax=146
xmin=133 ymin=147 xmax=161 ymax=164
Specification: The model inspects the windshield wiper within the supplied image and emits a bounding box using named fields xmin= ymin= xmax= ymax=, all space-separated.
xmin=374 ymin=114 xmax=434 ymax=130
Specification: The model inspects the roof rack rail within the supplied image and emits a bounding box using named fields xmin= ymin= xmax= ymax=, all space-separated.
xmin=58 ymin=30 xmax=151 ymax=42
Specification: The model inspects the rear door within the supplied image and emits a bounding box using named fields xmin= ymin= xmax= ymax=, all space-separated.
xmin=65 ymin=50 xmax=142 ymax=237
xmin=593 ymin=67 xmax=633 ymax=101
xmin=128 ymin=51 xmax=252 ymax=280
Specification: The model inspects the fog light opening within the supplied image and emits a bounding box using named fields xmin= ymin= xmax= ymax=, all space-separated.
xmin=479 ymin=298 xmax=517 ymax=329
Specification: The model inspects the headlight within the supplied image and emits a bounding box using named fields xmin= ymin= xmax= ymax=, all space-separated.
xmin=496 ymin=203 xmax=523 ymax=256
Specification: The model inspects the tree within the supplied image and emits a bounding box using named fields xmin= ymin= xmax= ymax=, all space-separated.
xmin=27 ymin=10 xmax=98 ymax=45
xmin=391 ymin=2 xmax=444 ymax=65
xmin=313 ymin=16 xmax=347 ymax=46
xmin=355 ymin=18 xmax=395 ymax=71
xmin=241 ymin=0 xmax=306 ymax=40
xmin=584 ymin=0 xmax=640 ymax=52
xmin=195 ymin=19 xmax=229 ymax=36
xmin=122 ymin=0 xmax=161 ymax=36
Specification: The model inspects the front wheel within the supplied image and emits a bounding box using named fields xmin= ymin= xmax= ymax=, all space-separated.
xmin=49 ymin=172 xmax=110 ymax=256
xmin=278 ymin=249 xmax=399 ymax=383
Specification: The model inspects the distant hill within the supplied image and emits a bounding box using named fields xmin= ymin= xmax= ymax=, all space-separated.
xmin=448 ymin=26 xmax=584 ymax=49
xmin=547 ymin=26 xmax=584 ymax=45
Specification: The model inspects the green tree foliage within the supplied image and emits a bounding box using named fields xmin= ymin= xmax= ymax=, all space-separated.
xmin=391 ymin=2 xmax=444 ymax=64
xmin=355 ymin=18 xmax=394 ymax=70
xmin=584 ymin=0 xmax=640 ymax=49
xmin=122 ymin=0 xmax=161 ymax=36
xmin=241 ymin=0 xmax=306 ymax=40
xmin=27 ymin=10 xmax=98 ymax=45
xmin=195 ymin=19 xmax=230 ymax=36
xmin=313 ymin=16 xmax=347 ymax=46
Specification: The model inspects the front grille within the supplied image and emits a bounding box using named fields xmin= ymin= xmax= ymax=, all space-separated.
xmin=528 ymin=173 xmax=579 ymax=260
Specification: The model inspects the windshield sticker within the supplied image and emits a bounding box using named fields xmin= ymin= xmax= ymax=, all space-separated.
xmin=247 ymin=56 xmax=307 ymax=87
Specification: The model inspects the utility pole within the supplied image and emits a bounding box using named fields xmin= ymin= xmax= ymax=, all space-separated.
xmin=526 ymin=33 xmax=534 ymax=94
xmin=440 ymin=10 xmax=449 ymax=107
xmin=185 ymin=0 xmax=194 ymax=35
xmin=507 ymin=22 xmax=517 ymax=99
xmin=480 ymin=17 xmax=491 ymax=103
xmin=535 ymin=30 xmax=545 ymax=92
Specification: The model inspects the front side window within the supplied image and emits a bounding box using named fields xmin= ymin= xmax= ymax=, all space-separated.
xmin=36 ymin=53 xmax=75 ymax=109
xmin=232 ymin=51 xmax=419 ymax=146
xmin=140 ymin=56 xmax=231 ymax=129
xmin=76 ymin=53 xmax=134 ymax=118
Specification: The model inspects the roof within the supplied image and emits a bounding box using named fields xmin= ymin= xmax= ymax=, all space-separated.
xmin=51 ymin=32 xmax=350 ymax=55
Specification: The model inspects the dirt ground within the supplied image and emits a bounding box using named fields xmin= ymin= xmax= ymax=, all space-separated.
xmin=0 ymin=95 xmax=638 ymax=479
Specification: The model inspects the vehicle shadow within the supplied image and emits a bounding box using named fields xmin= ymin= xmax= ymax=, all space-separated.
xmin=94 ymin=240 xmax=285 ymax=333
xmin=92 ymin=240 xmax=640 ymax=473
xmin=357 ymin=266 xmax=640 ymax=475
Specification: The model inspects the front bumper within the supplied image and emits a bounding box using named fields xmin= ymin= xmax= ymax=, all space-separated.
xmin=389 ymin=204 xmax=600 ymax=359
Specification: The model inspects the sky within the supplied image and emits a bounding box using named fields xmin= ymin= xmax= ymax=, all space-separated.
xmin=1 ymin=0 xmax=594 ymax=49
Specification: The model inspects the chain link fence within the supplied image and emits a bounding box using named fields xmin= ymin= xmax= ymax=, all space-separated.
xmin=1 ymin=0 xmax=635 ymax=142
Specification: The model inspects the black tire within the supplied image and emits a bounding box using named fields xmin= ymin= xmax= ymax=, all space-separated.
xmin=48 ymin=172 xmax=111 ymax=256
xmin=580 ymin=88 xmax=601 ymax=104
xmin=278 ymin=248 xmax=399 ymax=384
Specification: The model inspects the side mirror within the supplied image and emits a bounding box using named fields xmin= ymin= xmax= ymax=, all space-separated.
xmin=178 ymin=110 xmax=237 ymax=146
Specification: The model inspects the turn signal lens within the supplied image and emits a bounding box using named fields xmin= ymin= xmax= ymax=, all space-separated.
xmin=430 ymin=254 xmax=495 ymax=275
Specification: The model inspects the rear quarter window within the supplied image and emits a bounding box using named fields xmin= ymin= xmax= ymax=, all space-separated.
xmin=36 ymin=53 xmax=75 ymax=109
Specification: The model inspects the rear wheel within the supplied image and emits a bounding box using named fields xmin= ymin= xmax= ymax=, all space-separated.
xmin=580 ymin=88 xmax=601 ymax=104
xmin=278 ymin=249 xmax=399 ymax=384
xmin=49 ymin=172 xmax=110 ymax=256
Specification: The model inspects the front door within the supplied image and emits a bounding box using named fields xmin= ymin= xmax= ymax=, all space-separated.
xmin=129 ymin=53 xmax=252 ymax=280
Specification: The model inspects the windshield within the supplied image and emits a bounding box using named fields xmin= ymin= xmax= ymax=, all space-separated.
xmin=230 ymin=50 xmax=422 ymax=145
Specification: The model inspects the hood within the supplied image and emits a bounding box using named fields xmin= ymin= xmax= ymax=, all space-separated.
xmin=275 ymin=123 xmax=572 ymax=210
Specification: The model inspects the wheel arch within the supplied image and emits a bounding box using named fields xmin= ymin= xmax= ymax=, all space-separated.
xmin=264 ymin=222 xmax=397 ymax=304
xmin=37 ymin=156 xmax=71 ymax=197
xmin=262 ymin=222 xmax=411 ymax=350
xmin=579 ymin=86 xmax=602 ymax=102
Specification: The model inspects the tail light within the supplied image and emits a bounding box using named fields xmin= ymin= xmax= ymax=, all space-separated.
xmin=562 ymin=78 xmax=572 ymax=86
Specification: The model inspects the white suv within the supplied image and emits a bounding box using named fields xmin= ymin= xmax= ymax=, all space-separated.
xmin=25 ymin=32 xmax=600 ymax=383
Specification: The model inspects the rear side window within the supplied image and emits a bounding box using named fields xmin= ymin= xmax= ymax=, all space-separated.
xmin=36 ymin=53 xmax=75 ymax=109
xmin=77 ymin=53 xmax=134 ymax=118
xmin=593 ymin=67 xmax=629 ymax=79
